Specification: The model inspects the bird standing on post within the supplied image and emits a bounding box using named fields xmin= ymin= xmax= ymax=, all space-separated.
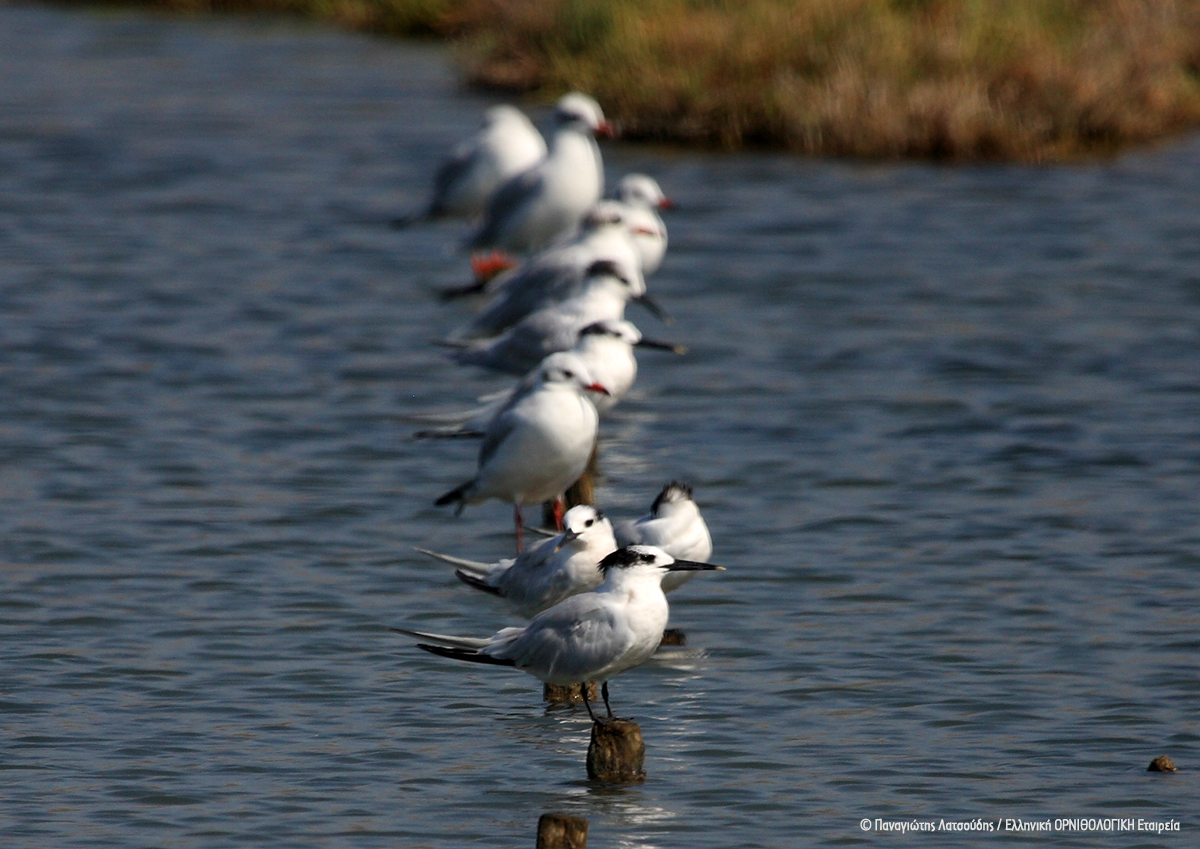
xmin=445 ymin=259 xmax=669 ymax=377
xmin=417 ymin=504 xmax=616 ymax=617
xmin=613 ymin=174 xmax=672 ymax=276
xmin=448 ymin=201 xmax=647 ymax=338
xmin=616 ymin=482 xmax=713 ymax=592
xmin=395 ymin=104 xmax=546 ymax=226
xmin=466 ymin=93 xmax=613 ymax=259
xmin=394 ymin=545 xmax=725 ymax=722
xmin=434 ymin=352 xmax=608 ymax=551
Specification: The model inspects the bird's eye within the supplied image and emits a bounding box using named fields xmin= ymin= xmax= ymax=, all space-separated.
xmin=563 ymin=369 xmax=574 ymax=378
xmin=585 ymin=518 xmax=594 ymax=527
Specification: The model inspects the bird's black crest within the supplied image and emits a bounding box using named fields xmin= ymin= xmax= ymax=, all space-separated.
xmin=599 ymin=546 xmax=658 ymax=574
xmin=584 ymin=259 xmax=628 ymax=285
xmin=579 ymin=320 xmax=615 ymax=338
xmin=652 ymin=480 xmax=693 ymax=513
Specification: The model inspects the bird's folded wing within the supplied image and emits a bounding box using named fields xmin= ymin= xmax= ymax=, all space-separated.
xmin=500 ymin=604 xmax=620 ymax=679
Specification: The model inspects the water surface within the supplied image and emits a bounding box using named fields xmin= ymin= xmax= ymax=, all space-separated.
xmin=1 ymin=5 xmax=1198 ymax=847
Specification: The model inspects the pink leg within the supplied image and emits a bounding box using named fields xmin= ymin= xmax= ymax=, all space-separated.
xmin=552 ymin=497 xmax=565 ymax=531
xmin=514 ymin=504 xmax=524 ymax=553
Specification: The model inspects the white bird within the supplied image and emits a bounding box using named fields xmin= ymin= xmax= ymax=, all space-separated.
xmin=450 ymin=201 xmax=648 ymax=339
xmin=614 ymin=174 xmax=672 ymax=276
xmin=446 ymin=260 xmax=666 ymax=376
xmin=395 ymin=545 xmax=725 ymax=722
xmin=434 ymin=352 xmax=608 ymax=550
xmin=616 ymin=173 xmax=673 ymax=211
xmin=572 ymin=319 xmax=686 ymax=413
xmin=466 ymin=93 xmax=612 ymax=256
xmin=615 ymin=481 xmax=713 ymax=592
xmin=410 ymin=319 xmax=683 ymax=439
xmin=397 ymin=105 xmax=546 ymax=225
xmin=416 ymin=504 xmax=617 ymax=617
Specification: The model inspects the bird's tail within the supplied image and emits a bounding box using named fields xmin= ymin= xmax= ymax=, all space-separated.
xmin=437 ymin=279 xmax=490 ymax=300
xmin=434 ymin=481 xmax=472 ymax=515
xmin=390 ymin=627 xmax=491 ymax=649
xmin=389 ymin=210 xmax=430 ymax=230
xmin=415 ymin=547 xmax=491 ymax=574
xmin=413 ymin=427 xmax=486 ymax=440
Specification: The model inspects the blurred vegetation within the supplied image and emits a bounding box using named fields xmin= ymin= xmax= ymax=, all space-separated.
xmin=56 ymin=0 xmax=1200 ymax=160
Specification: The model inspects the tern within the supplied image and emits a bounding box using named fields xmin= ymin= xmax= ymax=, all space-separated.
xmin=466 ymin=93 xmax=613 ymax=256
xmin=395 ymin=105 xmax=545 ymax=225
xmin=615 ymin=482 xmax=713 ymax=592
xmin=417 ymin=504 xmax=617 ymax=616
xmin=449 ymin=201 xmax=648 ymax=339
xmin=434 ymin=352 xmax=607 ymax=549
xmin=445 ymin=260 xmax=669 ymax=376
xmin=571 ymin=319 xmax=686 ymax=414
xmin=395 ymin=545 xmax=725 ymax=722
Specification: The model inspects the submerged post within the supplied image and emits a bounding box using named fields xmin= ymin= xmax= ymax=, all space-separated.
xmin=586 ymin=719 xmax=645 ymax=783
xmin=536 ymin=813 xmax=588 ymax=849
xmin=544 ymin=681 xmax=598 ymax=705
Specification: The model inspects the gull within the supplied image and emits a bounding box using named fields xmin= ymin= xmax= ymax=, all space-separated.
xmin=394 ymin=545 xmax=725 ymax=722
xmin=445 ymin=260 xmax=668 ymax=376
xmin=616 ymin=173 xmax=673 ymax=211
xmin=615 ymin=482 xmax=713 ymax=592
xmin=410 ymin=318 xmax=684 ymax=439
xmin=614 ymin=174 xmax=672 ymax=276
xmin=465 ymin=93 xmax=613 ymax=257
xmin=395 ymin=105 xmax=546 ymax=226
xmin=434 ymin=352 xmax=607 ymax=549
xmin=416 ymin=504 xmax=616 ymax=617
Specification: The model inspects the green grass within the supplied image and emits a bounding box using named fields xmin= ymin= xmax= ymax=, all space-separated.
xmin=57 ymin=0 xmax=1200 ymax=160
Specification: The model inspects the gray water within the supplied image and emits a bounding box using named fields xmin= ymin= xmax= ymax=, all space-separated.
xmin=2 ymin=4 xmax=1198 ymax=847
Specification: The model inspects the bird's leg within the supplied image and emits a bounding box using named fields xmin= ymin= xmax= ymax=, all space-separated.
xmin=552 ymin=496 xmax=565 ymax=531
xmin=580 ymin=682 xmax=603 ymax=724
xmin=514 ymin=505 xmax=524 ymax=553
xmin=601 ymin=680 xmax=615 ymax=719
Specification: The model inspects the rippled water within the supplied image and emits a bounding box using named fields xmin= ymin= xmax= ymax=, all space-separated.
xmin=2 ymin=4 xmax=1199 ymax=847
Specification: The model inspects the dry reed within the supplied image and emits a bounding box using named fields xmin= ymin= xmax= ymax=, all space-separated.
xmin=60 ymin=0 xmax=1200 ymax=160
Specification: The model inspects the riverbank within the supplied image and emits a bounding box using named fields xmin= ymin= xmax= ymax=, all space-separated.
xmin=57 ymin=0 xmax=1200 ymax=161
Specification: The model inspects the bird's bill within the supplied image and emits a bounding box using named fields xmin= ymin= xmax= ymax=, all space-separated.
xmin=636 ymin=336 xmax=688 ymax=355
xmin=658 ymin=197 xmax=675 ymax=210
xmin=585 ymin=382 xmax=611 ymax=396
xmin=596 ymin=120 xmax=618 ymax=138
xmin=666 ymin=560 xmax=725 ymax=572
xmin=553 ymin=529 xmax=581 ymax=551
xmin=634 ymin=293 xmax=672 ymax=325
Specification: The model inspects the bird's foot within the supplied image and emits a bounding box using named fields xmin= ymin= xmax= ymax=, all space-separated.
xmin=470 ymin=250 xmax=515 ymax=282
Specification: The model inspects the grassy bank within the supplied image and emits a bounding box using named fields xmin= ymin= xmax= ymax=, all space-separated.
xmin=69 ymin=0 xmax=1200 ymax=160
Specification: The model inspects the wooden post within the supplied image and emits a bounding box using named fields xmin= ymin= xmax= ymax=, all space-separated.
xmin=586 ymin=719 xmax=645 ymax=783
xmin=536 ymin=813 xmax=588 ymax=849
xmin=1147 ymin=755 xmax=1177 ymax=772
xmin=545 ymin=443 xmax=599 ymax=526
xmin=544 ymin=681 xmax=598 ymax=705
xmin=659 ymin=628 xmax=687 ymax=646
